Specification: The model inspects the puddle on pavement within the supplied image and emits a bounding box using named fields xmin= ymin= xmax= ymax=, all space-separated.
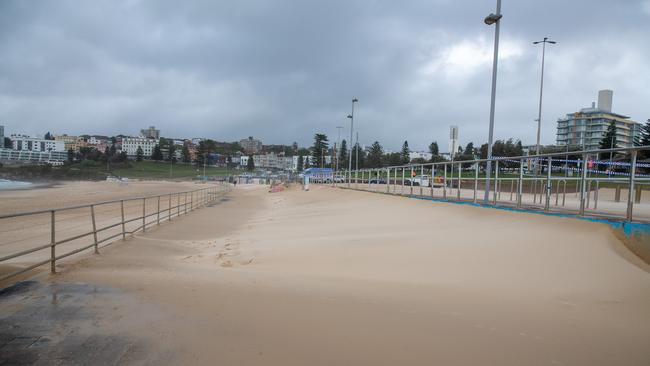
xmin=0 ymin=280 xmax=173 ymax=365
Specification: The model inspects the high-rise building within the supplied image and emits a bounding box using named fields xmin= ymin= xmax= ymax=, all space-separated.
xmin=556 ymin=90 xmax=641 ymax=150
xmin=240 ymin=136 xmax=263 ymax=154
xmin=0 ymin=125 xmax=4 ymax=147
xmin=140 ymin=126 xmax=160 ymax=140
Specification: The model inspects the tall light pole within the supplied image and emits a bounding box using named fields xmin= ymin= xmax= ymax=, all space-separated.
xmin=533 ymin=37 xmax=556 ymax=157
xmin=347 ymin=98 xmax=358 ymax=187
xmin=483 ymin=0 xmax=502 ymax=203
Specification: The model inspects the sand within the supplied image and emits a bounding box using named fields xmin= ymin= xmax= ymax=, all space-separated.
xmin=0 ymin=180 xmax=218 ymax=279
xmin=0 ymin=183 xmax=640 ymax=365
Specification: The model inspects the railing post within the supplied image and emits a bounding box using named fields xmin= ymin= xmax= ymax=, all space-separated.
xmin=157 ymin=195 xmax=161 ymax=225
xmin=177 ymin=193 xmax=180 ymax=217
xmin=443 ymin=164 xmax=447 ymax=199
xmin=457 ymin=163 xmax=462 ymax=200
xmin=517 ymin=158 xmax=523 ymax=209
xmin=142 ymin=198 xmax=146 ymax=232
xmin=394 ymin=167 xmax=397 ymax=194
xmin=190 ymin=191 xmax=193 ymax=210
xmin=420 ymin=165 xmax=424 ymax=196
xmin=184 ymin=192 xmax=188 ymax=214
xmin=544 ymin=157 xmax=552 ymax=212
xmin=431 ymin=164 xmax=436 ymax=198
xmin=410 ymin=167 xmax=414 ymax=196
xmin=579 ymin=154 xmax=588 ymax=216
xmin=627 ymin=150 xmax=637 ymax=222
xmin=90 ymin=205 xmax=98 ymax=254
xmin=594 ymin=180 xmax=599 ymax=210
xmin=50 ymin=210 xmax=56 ymax=273
xmin=168 ymin=194 xmax=172 ymax=221
xmin=493 ymin=160 xmax=499 ymax=204
xmin=120 ymin=200 xmax=126 ymax=239
xmin=473 ymin=163 xmax=478 ymax=203
xmin=401 ymin=168 xmax=405 ymax=195
xmin=386 ymin=168 xmax=390 ymax=193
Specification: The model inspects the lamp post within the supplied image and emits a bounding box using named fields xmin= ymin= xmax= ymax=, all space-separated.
xmin=533 ymin=37 xmax=556 ymax=157
xmin=347 ymin=98 xmax=358 ymax=187
xmin=483 ymin=0 xmax=502 ymax=203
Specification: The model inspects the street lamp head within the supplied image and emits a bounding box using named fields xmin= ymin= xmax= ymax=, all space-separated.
xmin=352 ymin=98 xmax=358 ymax=103
xmin=484 ymin=13 xmax=502 ymax=25
xmin=347 ymin=114 xmax=353 ymax=119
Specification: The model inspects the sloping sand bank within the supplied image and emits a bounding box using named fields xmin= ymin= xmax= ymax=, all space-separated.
xmin=6 ymin=184 xmax=650 ymax=365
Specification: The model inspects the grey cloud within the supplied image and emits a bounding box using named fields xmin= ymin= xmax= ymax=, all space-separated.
xmin=0 ymin=0 xmax=648 ymax=152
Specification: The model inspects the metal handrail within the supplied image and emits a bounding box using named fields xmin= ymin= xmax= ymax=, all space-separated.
xmin=0 ymin=183 xmax=231 ymax=284
xmin=329 ymin=145 xmax=650 ymax=223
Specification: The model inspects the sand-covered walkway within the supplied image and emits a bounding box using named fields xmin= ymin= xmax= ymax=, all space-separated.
xmin=2 ymin=184 xmax=650 ymax=365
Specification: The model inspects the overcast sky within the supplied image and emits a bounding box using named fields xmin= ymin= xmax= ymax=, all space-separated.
xmin=1 ymin=0 xmax=649 ymax=152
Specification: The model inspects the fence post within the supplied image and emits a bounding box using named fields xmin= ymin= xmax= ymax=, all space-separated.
xmin=177 ymin=194 xmax=180 ymax=217
xmin=401 ymin=168 xmax=405 ymax=195
xmin=168 ymin=194 xmax=172 ymax=221
xmin=594 ymin=181 xmax=599 ymax=210
xmin=579 ymin=154 xmax=587 ymax=216
xmin=457 ymin=162 xmax=462 ymax=200
xmin=517 ymin=159 xmax=523 ymax=208
xmin=432 ymin=164 xmax=436 ymax=198
xmin=473 ymin=163 xmax=478 ymax=203
xmin=545 ymin=157 xmax=552 ymax=212
xmin=50 ymin=210 xmax=56 ymax=273
xmin=410 ymin=167 xmax=414 ymax=196
xmin=120 ymin=200 xmax=126 ymax=239
xmin=90 ymin=205 xmax=98 ymax=254
xmin=420 ymin=165 xmax=424 ymax=196
xmin=443 ymin=164 xmax=447 ymax=199
xmin=386 ymin=168 xmax=390 ymax=193
xmin=493 ymin=160 xmax=499 ymax=205
xmin=184 ymin=192 xmax=188 ymax=214
xmin=157 ymin=196 xmax=161 ymax=225
xmin=142 ymin=198 xmax=146 ymax=232
xmin=627 ymin=150 xmax=637 ymax=222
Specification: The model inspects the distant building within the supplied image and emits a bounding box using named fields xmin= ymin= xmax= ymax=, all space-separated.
xmin=556 ymin=90 xmax=641 ymax=150
xmin=240 ymin=136 xmax=262 ymax=154
xmin=0 ymin=125 xmax=4 ymax=147
xmin=409 ymin=151 xmax=432 ymax=162
xmin=54 ymin=134 xmax=87 ymax=152
xmin=119 ymin=136 xmax=158 ymax=157
xmin=11 ymin=134 xmax=65 ymax=152
xmin=140 ymin=126 xmax=160 ymax=140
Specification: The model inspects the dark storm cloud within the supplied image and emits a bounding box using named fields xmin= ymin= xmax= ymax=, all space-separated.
xmin=0 ymin=0 xmax=649 ymax=151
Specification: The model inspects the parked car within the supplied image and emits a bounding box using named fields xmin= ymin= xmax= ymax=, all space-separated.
xmin=325 ymin=175 xmax=346 ymax=183
xmin=368 ymin=177 xmax=387 ymax=184
xmin=404 ymin=175 xmax=430 ymax=187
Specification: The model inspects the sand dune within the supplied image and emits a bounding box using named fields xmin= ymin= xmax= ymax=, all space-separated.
xmin=2 ymin=183 xmax=650 ymax=365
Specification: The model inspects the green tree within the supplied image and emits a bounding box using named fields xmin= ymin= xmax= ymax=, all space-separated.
xmin=297 ymin=155 xmax=304 ymax=171
xmin=246 ymin=155 xmax=255 ymax=171
xmin=352 ymin=142 xmax=366 ymax=169
xmin=339 ymin=139 xmax=348 ymax=168
xmin=599 ymin=120 xmax=617 ymax=161
xmin=67 ymin=148 xmax=74 ymax=163
xmin=429 ymin=141 xmax=439 ymax=159
xmin=151 ymin=144 xmax=163 ymax=161
xmin=181 ymin=145 xmax=191 ymax=163
xmin=44 ymin=132 xmax=53 ymax=140
xmin=168 ymin=143 xmax=177 ymax=162
xmin=401 ymin=140 xmax=410 ymax=164
xmin=136 ymin=146 xmax=144 ymax=161
xmin=367 ymin=141 xmax=383 ymax=168
xmin=311 ymin=133 xmax=329 ymax=168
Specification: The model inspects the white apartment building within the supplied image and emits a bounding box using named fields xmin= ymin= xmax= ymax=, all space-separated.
xmin=240 ymin=153 xmax=294 ymax=170
xmin=409 ymin=151 xmax=433 ymax=162
xmin=11 ymin=134 xmax=65 ymax=152
xmin=119 ymin=137 xmax=158 ymax=157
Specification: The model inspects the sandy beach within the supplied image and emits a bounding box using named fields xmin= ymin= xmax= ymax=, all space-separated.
xmin=1 ymin=183 xmax=650 ymax=365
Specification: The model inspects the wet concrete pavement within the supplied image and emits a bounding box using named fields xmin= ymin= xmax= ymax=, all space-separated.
xmin=0 ymin=281 xmax=166 ymax=365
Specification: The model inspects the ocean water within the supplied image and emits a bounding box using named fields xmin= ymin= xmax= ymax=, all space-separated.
xmin=0 ymin=179 xmax=33 ymax=190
